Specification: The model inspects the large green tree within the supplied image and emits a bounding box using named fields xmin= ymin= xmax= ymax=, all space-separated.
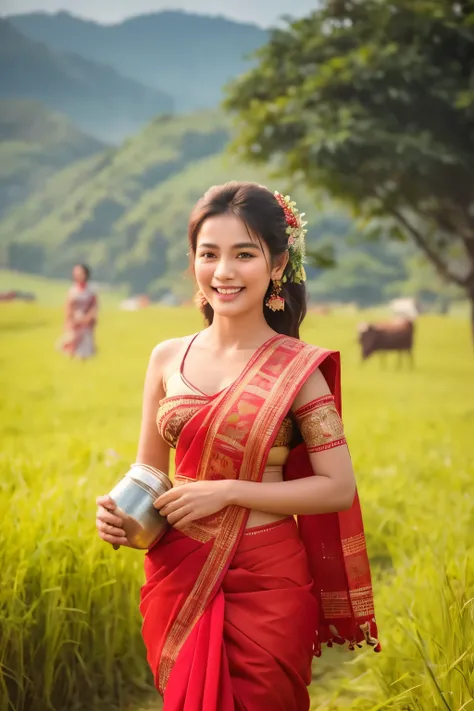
xmin=225 ymin=0 xmax=474 ymax=342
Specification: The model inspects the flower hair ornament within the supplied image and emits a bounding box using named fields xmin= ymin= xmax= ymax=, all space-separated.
xmin=266 ymin=191 xmax=307 ymax=312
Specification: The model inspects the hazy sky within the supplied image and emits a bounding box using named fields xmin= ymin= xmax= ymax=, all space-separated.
xmin=2 ymin=0 xmax=318 ymax=27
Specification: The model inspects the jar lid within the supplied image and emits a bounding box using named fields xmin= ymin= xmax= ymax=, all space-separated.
xmin=126 ymin=463 xmax=172 ymax=497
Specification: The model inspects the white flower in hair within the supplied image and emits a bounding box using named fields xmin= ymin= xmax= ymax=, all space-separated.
xmin=274 ymin=191 xmax=307 ymax=284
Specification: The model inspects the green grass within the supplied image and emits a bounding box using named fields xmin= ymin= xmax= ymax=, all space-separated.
xmin=1 ymin=300 xmax=473 ymax=711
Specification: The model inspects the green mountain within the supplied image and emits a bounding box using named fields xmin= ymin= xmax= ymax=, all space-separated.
xmin=0 ymin=98 xmax=105 ymax=218
xmin=0 ymin=19 xmax=173 ymax=142
xmin=9 ymin=11 xmax=267 ymax=112
xmin=0 ymin=111 xmax=231 ymax=286
xmin=0 ymin=108 xmax=424 ymax=307
xmin=0 ymin=110 xmax=347 ymax=294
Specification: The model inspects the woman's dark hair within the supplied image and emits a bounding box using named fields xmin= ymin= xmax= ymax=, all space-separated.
xmin=75 ymin=263 xmax=91 ymax=281
xmin=188 ymin=182 xmax=307 ymax=339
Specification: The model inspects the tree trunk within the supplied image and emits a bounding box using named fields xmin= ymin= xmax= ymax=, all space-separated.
xmin=466 ymin=269 xmax=474 ymax=349
xmin=469 ymin=284 xmax=474 ymax=351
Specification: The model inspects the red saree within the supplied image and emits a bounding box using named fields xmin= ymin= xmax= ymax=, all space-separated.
xmin=140 ymin=335 xmax=379 ymax=710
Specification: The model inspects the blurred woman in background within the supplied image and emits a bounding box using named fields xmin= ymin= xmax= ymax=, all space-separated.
xmin=58 ymin=263 xmax=98 ymax=360
xmin=95 ymin=183 xmax=379 ymax=711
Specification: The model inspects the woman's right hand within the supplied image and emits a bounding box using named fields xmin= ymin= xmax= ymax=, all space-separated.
xmin=96 ymin=495 xmax=130 ymax=549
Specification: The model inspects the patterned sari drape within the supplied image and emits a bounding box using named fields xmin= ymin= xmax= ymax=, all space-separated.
xmin=140 ymin=335 xmax=379 ymax=710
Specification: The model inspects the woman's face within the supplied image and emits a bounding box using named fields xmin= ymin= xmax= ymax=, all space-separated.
xmin=194 ymin=213 xmax=284 ymax=319
xmin=72 ymin=265 xmax=87 ymax=285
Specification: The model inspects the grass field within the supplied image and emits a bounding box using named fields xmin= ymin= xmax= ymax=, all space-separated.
xmin=1 ymin=292 xmax=473 ymax=711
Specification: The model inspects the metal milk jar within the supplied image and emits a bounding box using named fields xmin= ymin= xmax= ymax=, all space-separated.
xmin=107 ymin=463 xmax=171 ymax=549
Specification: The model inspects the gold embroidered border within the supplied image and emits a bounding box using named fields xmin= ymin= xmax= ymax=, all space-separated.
xmin=174 ymin=474 xmax=196 ymax=484
xmin=172 ymin=476 xmax=219 ymax=542
xmin=321 ymin=590 xmax=352 ymax=618
xmin=156 ymin=395 xmax=207 ymax=448
xmin=295 ymin=400 xmax=345 ymax=453
xmin=175 ymin=522 xmax=215 ymax=544
xmin=158 ymin=340 xmax=287 ymax=690
xmin=344 ymin=552 xmax=371 ymax=583
xmin=156 ymin=394 xmax=208 ymax=424
xmin=196 ymin=339 xmax=287 ymax=484
xmin=294 ymin=393 xmax=335 ymax=418
xmin=158 ymin=339 xmax=331 ymax=692
xmin=238 ymin=344 xmax=326 ymax=489
xmin=341 ymin=532 xmax=366 ymax=556
xmin=307 ymin=438 xmax=346 ymax=453
xmin=170 ymin=340 xmax=288 ymax=547
xmin=349 ymin=585 xmax=375 ymax=617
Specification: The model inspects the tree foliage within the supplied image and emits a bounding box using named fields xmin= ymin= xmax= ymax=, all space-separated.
xmin=225 ymin=0 xmax=474 ymax=337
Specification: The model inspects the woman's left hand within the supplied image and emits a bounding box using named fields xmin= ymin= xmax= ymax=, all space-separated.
xmin=154 ymin=480 xmax=234 ymax=530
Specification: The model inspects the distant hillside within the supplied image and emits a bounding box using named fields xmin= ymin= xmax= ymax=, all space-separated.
xmin=0 ymin=19 xmax=173 ymax=142
xmin=0 ymin=98 xmax=105 ymax=217
xmin=0 ymin=111 xmax=231 ymax=284
xmin=0 ymin=106 xmax=380 ymax=302
xmin=9 ymin=11 xmax=267 ymax=111
xmin=0 ymin=106 xmax=419 ymax=307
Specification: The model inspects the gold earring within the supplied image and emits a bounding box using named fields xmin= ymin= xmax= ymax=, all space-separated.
xmin=194 ymin=290 xmax=207 ymax=307
xmin=265 ymin=280 xmax=285 ymax=312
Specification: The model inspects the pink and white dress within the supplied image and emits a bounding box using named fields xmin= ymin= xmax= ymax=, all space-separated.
xmin=58 ymin=284 xmax=97 ymax=359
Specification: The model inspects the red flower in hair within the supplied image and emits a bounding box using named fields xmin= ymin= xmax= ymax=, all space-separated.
xmin=274 ymin=191 xmax=307 ymax=284
xmin=275 ymin=193 xmax=299 ymax=228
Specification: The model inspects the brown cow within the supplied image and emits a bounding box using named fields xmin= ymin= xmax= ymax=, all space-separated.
xmin=357 ymin=318 xmax=415 ymax=367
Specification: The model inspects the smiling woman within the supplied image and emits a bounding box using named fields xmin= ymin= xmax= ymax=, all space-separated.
xmin=195 ymin=215 xmax=285 ymax=317
xmin=189 ymin=183 xmax=307 ymax=338
xmin=95 ymin=181 xmax=379 ymax=711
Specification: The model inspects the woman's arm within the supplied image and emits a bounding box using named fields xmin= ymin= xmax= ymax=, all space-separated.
xmin=82 ymin=294 xmax=98 ymax=326
xmin=64 ymin=291 xmax=74 ymax=328
xmin=96 ymin=341 xmax=174 ymax=546
xmin=156 ymin=367 xmax=357 ymax=528
xmin=135 ymin=341 xmax=173 ymax=473
xmin=227 ymin=367 xmax=356 ymax=515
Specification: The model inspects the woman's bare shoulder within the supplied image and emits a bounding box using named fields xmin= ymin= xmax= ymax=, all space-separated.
xmin=291 ymin=367 xmax=331 ymax=412
xmin=149 ymin=334 xmax=197 ymax=373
